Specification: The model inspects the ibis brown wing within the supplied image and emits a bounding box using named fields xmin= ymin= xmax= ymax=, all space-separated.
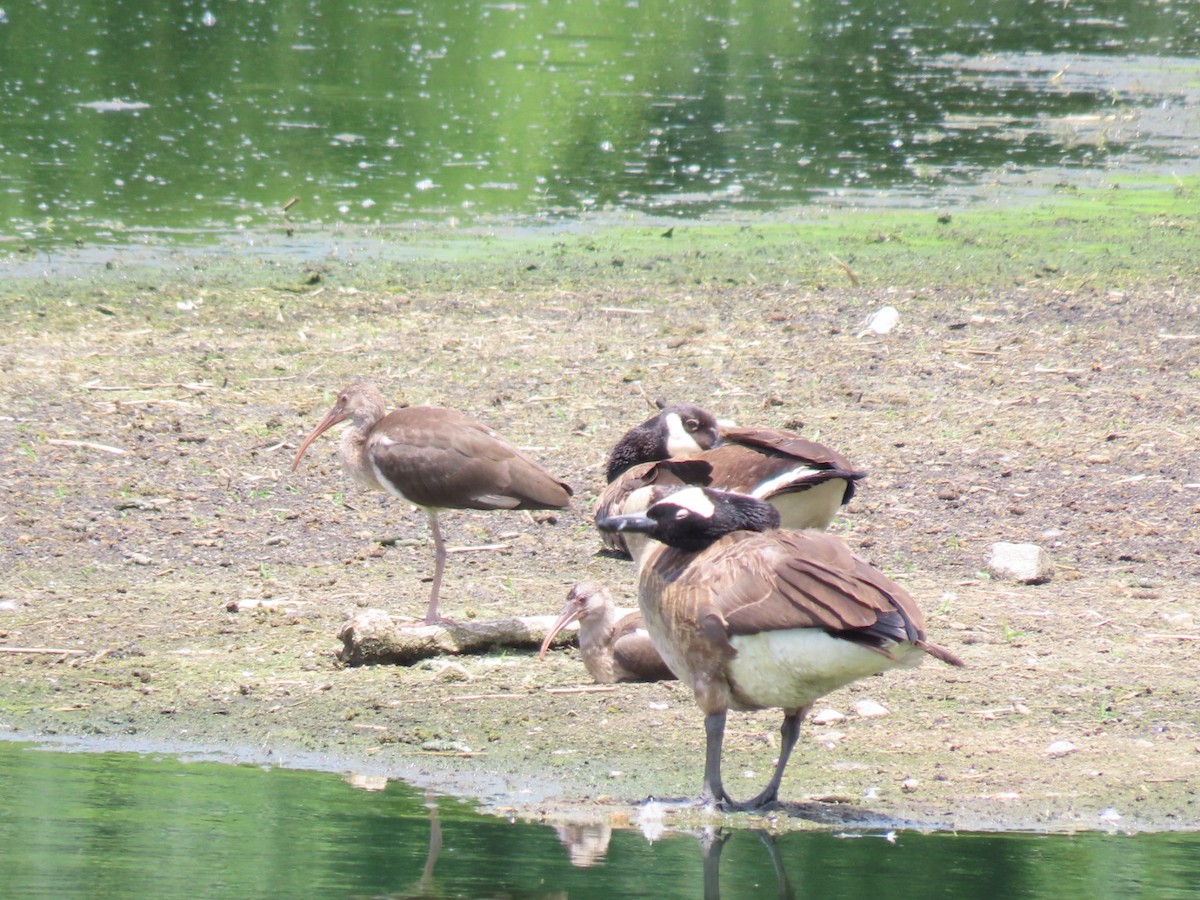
xmin=367 ymin=407 xmax=571 ymax=511
xmin=609 ymin=612 xmax=676 ymax=682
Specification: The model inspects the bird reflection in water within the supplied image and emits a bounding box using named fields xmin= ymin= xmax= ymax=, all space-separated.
xmin=552 ymin=820 xmax=613 ymax=867
xmin=700 ymin=828 xmax=794 ymax=900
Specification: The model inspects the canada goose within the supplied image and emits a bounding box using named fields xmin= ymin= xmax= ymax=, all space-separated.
xmin=597 ymin=486 xmax=963 ymax=809
xmin=291 ymin=382 xmax=572 ymax=624
xmin=538 ymin=582 xmax=674 ymax=683
xmin=597 ymin=415 xmax=865 ymax=558
xmin=604 ymin=401 xmax=722 ymax=482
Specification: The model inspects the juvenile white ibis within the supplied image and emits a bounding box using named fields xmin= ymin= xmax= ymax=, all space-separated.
xmin=598 ymin=486 xmax=963 ymax=810
xmin=596 ymin=405 xmax=865 ymax=558
xmin=291 ymin=382 xmax=573 ymax=624
xmin=538 ymin=582 xmax=674 ymax=683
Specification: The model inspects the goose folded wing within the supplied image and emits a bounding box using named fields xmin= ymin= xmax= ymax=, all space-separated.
xmin=716 ymin=532 xmax=926 ymax=648
xmin=719 ymin=427 xmax=860 ymax=472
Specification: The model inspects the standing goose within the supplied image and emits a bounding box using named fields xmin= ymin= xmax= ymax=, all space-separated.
xmin=538 ymin=582 xmax=674 ymax=683
xmin=598 ymin=486 xmax=963 ymax=810
xmin=596 ymin=407 xmax=864 ymax=558
xmin=291 ymin=382 xmax=572 ymax=624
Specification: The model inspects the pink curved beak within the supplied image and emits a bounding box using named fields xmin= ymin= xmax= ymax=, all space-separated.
xmin=539 ymin=599 xmax=584 ymax=660
xmin=291 ymin=403 xmax=347 ymax=472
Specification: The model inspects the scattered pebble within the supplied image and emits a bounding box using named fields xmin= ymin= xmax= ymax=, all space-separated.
xmin=813 ymin=730 xmax=847 ymax=746
xmin=1047 ymin=740 xmax=1076 ymax=757
xmin=227 ymin=598 xmax=284 ymax=613
xmin=851 ymin=699 xmax=890 ymax=718
xmin=858 ymin=305 xmax=900 ymax=337
xmin=988 ymin=542 xmax=1054 ymax=584
xmin=901 ymin=778 xmax=920 ymax=793
xmin=810 ymin=708 xmax=846 ymax=725
xmin=433 ymin=663 xmax=472 ymax=683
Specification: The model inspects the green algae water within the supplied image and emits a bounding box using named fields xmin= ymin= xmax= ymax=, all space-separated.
xmin=3 ymin=0 xmax=1200 ymax=247
xmin=0 ymin=742 xmax=1197 ymax=898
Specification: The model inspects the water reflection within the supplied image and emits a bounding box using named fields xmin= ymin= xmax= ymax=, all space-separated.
xmin=1 ymin=0 xmax=1198 ymax=245
xmin=1 ymin=742 xmax=1198 ymax=899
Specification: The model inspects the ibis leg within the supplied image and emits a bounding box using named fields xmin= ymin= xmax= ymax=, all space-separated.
xmin=424 ymin=509 xmax=450 ymax=624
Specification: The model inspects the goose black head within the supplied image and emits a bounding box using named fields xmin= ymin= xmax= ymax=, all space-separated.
xmin=604 ymin=402 xmax=721 ymax=482
xmin=597 ymin=486 xmax=781 ymax=553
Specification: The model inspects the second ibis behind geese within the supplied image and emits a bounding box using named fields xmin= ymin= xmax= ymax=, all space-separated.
xmin=538 ymin=582 xmax=674 ymax=683
xmin=598 ymin=486 xmax=963 ymax=810
xmin=291 ymin=382 xmax=573 ymax=624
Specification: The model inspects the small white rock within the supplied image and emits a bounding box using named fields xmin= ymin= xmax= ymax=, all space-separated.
xmin=810 ymin=708 xmax=846 ymax=725
xmin=858 ymin=305 xmax=900 ymax=337
xmin=851 ymin=699 xmax=890 ymax=718
xmin=1047 ymin=740 xmax=1076 ymax=757
xmin=988 ymin=542 xmax=1054 ymax=584
xmin=901 ymin=778 xmax=920 ymax=793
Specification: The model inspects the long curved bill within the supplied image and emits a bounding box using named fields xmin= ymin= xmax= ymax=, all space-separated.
xmin=291 ymin=404 xmax=347 ymax=471
xmin=538 ymin=600 xmax=584 ymax=659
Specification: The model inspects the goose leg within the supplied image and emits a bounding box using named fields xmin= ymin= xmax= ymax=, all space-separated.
xmin=700 ymin=710 xmax=733 ymax=806
xmin=728 ymin=708 xmax=805 ymax=811
xmin=423 ymin=508 xmax=452 ymax=625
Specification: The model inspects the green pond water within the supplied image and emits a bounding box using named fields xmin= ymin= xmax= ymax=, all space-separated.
xmin=2 ymin=0 xmax=1199 ymax=249
xmin=1 ymin=742 xmax=1198 ymax=899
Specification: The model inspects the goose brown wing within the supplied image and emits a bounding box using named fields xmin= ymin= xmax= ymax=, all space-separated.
xmin=708 ymin=531 xmax=927 ymax=650
xmin=719 ymin=427 xmax=858 ymax=471
xmin=369 ymin=407 xmax=572 ymax=510
xmin=714 ymin=427 xmax=866 ymax=502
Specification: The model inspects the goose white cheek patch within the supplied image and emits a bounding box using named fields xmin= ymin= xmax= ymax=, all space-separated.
xmin=665 ymin=486 xmax=715 ymax=518
xmin=663 ymin=412 xmax=701 ymax=457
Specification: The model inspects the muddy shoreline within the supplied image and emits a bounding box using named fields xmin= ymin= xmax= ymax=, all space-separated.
xmin=2 ymin=207 xmax=1198 ymax=834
